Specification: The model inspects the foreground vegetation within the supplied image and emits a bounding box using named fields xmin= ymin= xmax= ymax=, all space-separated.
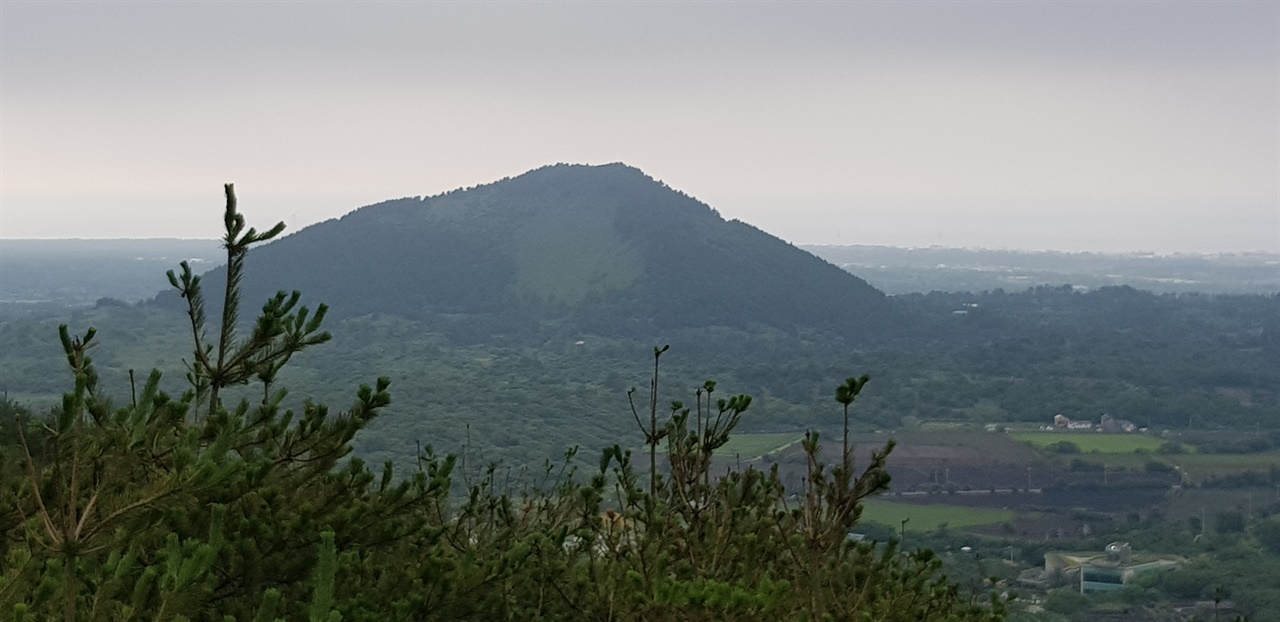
xmin=0 ymin=187 xmax=1005 ymax=621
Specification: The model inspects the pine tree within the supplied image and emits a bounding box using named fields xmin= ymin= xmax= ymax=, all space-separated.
xmin=1 ymin=185 xmax=448 ymax=620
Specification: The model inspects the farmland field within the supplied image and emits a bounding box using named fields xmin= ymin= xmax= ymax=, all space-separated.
xmin=1009 ymin=432 xmax=1169 ymax=453
xmin=1168 ymin=452 xmax=1280 ymax=469
xmin=1160 ymin=487 xmax=1280 ymax=522
xmin=859 ymin=499 xmax=1015 ymax=532
xmin=1064 ymin=450 xmax=1280 ymax=483
xmin=717 ymin=432 xmax=803 ymax=459
xmin=652 ymin=432 xmax=803 ymax=460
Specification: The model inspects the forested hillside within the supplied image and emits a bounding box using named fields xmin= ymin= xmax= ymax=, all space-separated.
xmin=153 ymin=164 xmax=891 ymax=339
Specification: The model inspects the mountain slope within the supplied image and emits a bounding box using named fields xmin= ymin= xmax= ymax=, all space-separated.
xmin=165 ymin=164 xmax=891 ymax=338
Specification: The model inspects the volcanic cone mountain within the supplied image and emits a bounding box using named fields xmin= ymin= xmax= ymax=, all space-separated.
xmin=169 ymin=164 xmax=891 ymax=338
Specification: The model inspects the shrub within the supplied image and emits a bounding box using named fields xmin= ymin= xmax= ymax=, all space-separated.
xmin=1049 ymin=440 xmax=1082 ymax=454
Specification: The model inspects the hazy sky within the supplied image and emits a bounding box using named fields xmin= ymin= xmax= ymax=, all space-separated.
xmin=1 ymin=1 xmax=1277 ymax=253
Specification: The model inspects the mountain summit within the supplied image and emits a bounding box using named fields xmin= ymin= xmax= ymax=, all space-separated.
xmin=173 ymin=164 xmax=890 ymax=337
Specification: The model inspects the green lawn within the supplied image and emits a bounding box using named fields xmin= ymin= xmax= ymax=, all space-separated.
xmin=858 ymin=499 xmax=1015 ymax=532
xmin=1009 ymin=432 xmax=1169 ymax=453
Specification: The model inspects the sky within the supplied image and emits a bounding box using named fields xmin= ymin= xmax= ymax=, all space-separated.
xmin=1 ymin=1 xmax=1277 ymax=253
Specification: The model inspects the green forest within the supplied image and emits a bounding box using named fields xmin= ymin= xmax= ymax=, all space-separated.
xmin=5 ymin=279 xmax=1273 ymax=471
xmin=0 ymin=187 xmax=1009 ymax=621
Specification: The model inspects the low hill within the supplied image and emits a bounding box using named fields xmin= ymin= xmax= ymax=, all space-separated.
xmin=159 ymin=164 xmax=892 ymax=339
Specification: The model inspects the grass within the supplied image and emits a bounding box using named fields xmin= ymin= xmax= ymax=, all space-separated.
xmin=918 ymin=421 xmax=980 ymax=432
xmin=858 ymin=499 xmax=1015 ymax=532
xmin=857 ymin=430 xmax=1045 ymax=463
xmin=1161 ymin=487 xmax=1280 ymax=522
xmin=650 ymin=432 xmax=804 ymax=461
xmin=1009 ymin=432 xmax=1170 ymax=454
xmin=513 ymin=207 xmax=641 ymax=305
xmin=1066 ymin=450 xmax=1280 ymax=484
xmin=718 ymin=433 xmax=804 ymax=459
xmin=1168 ymin=452 xmax=1280 ymax=467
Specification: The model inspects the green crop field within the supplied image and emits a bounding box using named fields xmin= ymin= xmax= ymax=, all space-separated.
xmin=1169 ymin=453 xmax=1280 ymax=479
xmin=1161 ymin=488 xmax=1280 ymax=522
xmin=717 ymin=433 xmax=803 ymax=459
xmin=858 ymin=499 xmax=1015 ymax=532
xmin=651 ymin=432 xmax=803 ymax=460
xmin=1168 ymin=452 xmax=1280 ymax=468
xmin=1068 ymin=450 xmax=1280 ymax=483
xmin=1009 ymin=432 xmax=1169 ymax=454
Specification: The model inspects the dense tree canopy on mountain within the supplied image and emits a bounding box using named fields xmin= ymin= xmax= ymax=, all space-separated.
xmin=156 ymin=164 xmax=891 ymax=339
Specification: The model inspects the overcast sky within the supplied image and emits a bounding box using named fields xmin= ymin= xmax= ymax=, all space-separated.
xmin=1 ymin=1 xmax=1276 ymax=253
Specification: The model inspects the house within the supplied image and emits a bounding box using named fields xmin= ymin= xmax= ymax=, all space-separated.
xmin=1044 ymin=543 xmax=1179 ymax=593
xmin=1099 ymin=414 xmax=1138 ymax=433
xmin=1053 ymin=414 xmax=1070 ymax=428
